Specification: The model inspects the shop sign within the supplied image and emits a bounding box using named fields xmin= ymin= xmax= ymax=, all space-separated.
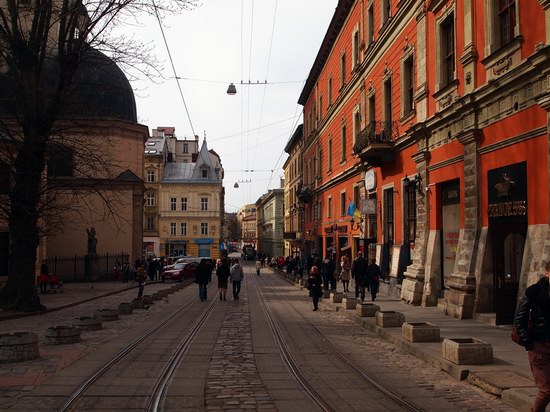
xmin=365 ymin=170 xmax=376 ymax=191
xmin=364 ymin=199 xmax=377 ymax=215
xmin=487 ymin=162 xmax=527 ymax=221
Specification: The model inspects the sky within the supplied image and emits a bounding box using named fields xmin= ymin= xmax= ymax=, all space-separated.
xmin=129 ymin=0 xmax=337 ymax=212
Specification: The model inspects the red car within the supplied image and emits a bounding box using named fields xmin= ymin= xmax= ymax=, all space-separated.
xmin=162 ymin=262 xmax=198 ymax=282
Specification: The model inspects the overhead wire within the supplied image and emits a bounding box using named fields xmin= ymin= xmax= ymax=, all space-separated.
xmin=152 ymin=4 xmax=196 ymax=138
xmin=246 ymin=0 xmax=256 ymax=202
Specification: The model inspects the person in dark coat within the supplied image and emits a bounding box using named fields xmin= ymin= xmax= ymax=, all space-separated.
xmin=321 ymin=254 xmax=335 ymax=291
xmin=366 ymin=258 xmax=381 ymax=301
xmin=216 ymin=258 xmax=231 ymax=301
xmin=195 ymin=259 xmax=211 ymax=302
xmin=514 ymin=261 xmax=550 ymax=412
xmin=352 ymin=251 xmax=368 ymax=301
xmin=39 ymin=260 xmax=49 ymax=294
xmin=307 ymin=266 xmax=323 ymax=311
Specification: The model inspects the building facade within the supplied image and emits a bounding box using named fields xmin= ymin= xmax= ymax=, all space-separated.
xmin=237 ymin=204 xmax=257 ymax=247
xmin=143 ymin=131 xmax=224 ymax=260
xmin=256 ymin=189 xmax=285 ymax=259
xmin=300 ymin=0 xmax=550 ymax=323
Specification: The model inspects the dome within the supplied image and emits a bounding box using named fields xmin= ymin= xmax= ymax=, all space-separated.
xmin=0 ymin=47 xmax=137 ymax=123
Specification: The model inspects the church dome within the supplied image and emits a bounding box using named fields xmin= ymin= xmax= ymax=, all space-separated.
xmin=0 ymin=47 xmax=137 ymax=123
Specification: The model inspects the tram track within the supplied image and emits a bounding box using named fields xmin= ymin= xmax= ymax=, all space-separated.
xmin=57 ymin=283 xmax=218 ymax=412
xmin=254 ymin=267 xmax=423 ymax=412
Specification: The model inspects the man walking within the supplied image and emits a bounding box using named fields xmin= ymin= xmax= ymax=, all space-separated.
xmin=352 ymin=251 xmax=368 ymax=301
xmin=195 ymin=259 xmax=211 ymax=302
xmin=230 ymin=258 xmax=244 ymax=300
xmin=322 ymin=254 xmax=335 ymax=291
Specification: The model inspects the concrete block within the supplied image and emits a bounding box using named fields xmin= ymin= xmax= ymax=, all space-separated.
xmin=341 ymin=297 xmax=358 ymax=309
xmin=118 ymin=302 xmax=133 ymax=315
xmin=442 ymin=338 xmax=493 ymax=365
xmin=142 ymin=295 xmax=153 ymax=305
xmin=402 ymin=322 xmax=440 ymax=342
xmin=94 ymin=308 xmax=119 ymax=321
xmin=73 ymin=316 xmax=102 ymax=331
xmin=356 ymin=303 xmax=380 ymax=317
xmin=330 ymin=292 xmax=345 ymax=303
xmin=322 ymin=290 xmax=331 ymax=299
xmin=45 ymin=326 xmax=81 ymax=345
xmin=375 ymin=311 xmax=405 ymax=327
xmin=132 ymin=298 xmax=145 ymax=309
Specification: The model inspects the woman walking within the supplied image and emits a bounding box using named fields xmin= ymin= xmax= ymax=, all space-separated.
xmin=340 ymin=256 xmax=351 ymax=293
xmin=230 ymin=258 xmax=244 ymax=300
xmin=216 ymin=258 xmax=230 ymax=301
xmin=307 ymin=266 xmax=323 ymax=311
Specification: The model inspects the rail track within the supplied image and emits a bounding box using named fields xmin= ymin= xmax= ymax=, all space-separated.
xmin=57 ymin=283 xmax=217 ymax=412
xmin=253 ymin=266 xmax=423 ymax=412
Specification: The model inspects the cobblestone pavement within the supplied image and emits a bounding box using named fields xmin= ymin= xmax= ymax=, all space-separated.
xmin=0 ymin=282 xmax=186 ymax=409
xmin=313 ymin=302 xmax=515 ymax=411
xmin=205 ymin=287 xmax=277 ymax=412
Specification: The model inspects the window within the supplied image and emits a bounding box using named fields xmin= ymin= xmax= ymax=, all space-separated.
xmin=340 ymin=52 xmax=346 ymax=88
xmin=146 ymin=170 xmax=155 ymax=183
xmin=384 ymin=79 xmax=392 ymax=124
xmin=328 ymin=77 xmax=333 ymax=106
xmin=341 ymin=123 xmax=347 ymax=162
xmin=353 ymin=110 xmax=361 ymax=144
xmin=146 ymin=217 xmax=155 ymax=231
xmin=328 ymin=137 xmax=333 ymax=172
xmin=319 ymin=95 xmax=323 ymax=120
xmin=170 ymin=222 xmax=176 ymax=236
xmin=383 ymin=188 xmax=394 ymax=246
xmin=328 ymin=197 xmax=332 ymax=218
xmin=368 ymin=94 xmax=376 ymax=123
xmin=403 ymin=55 xmax=414 ymax=115
xmin=202 ymin=169 xmax=208 ymax=178
xmin=352 ymin=30 xmax=360 ymax=67
xmin=382 ymin=0 xmax=391 ymax=26
xmin=201 ymin=222 xmax=208 ymax=235
xmin=441 ymin=16 xmax=455 ymax=87
xmin=367 ymin=5 xmax=375 ymax=45
xmin=181 ymin=197 xmax=187 ymax=211
xmin=406 ymin=181 xmax=417 ymax=245
xmin=146 ymin=193 xmax=155 ymax=207
xmin=201 ymin=197 xmax=208 ymax=211
xmin=47 ymin=148 xmax=73 ymax=178
xmin=498 ymin=0 xmax=516 ymax=46
xmin=170 ymin=197 xmax=177 ymax=211
xmin=183 ymin=143 xmax=189 ymax=154
xmin=180 ymin=222 xmax=187 ymax=236
xmin=340 ymin=192 xmax=346 ymax=216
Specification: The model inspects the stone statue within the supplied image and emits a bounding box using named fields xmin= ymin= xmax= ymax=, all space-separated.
xmin=86 ymin=227 xmax=98 ymax=254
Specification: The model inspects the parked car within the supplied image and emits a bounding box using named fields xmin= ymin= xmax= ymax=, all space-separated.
xmin=162 ymin=262 xmax=198 ymax=282
xmin=162 ymin=256 xmax=199 ymax=272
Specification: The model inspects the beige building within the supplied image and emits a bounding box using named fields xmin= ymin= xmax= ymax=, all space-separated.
xmin=283 ymin=125 xmax=304 ymax=258
xmin=237 ymin=204 xmax=257 ymax=247
xmin=147 ymin=134 xmax=224 ymax=259
xmin=256 ymin=189 xmax=285 ymax=258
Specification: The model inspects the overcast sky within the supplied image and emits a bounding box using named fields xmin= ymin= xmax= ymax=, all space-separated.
xmin=131 ymin=0 xmax=337 ymax=212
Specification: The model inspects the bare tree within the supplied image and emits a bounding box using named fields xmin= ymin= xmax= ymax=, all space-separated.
xmin=0 ymin=0 xmax=196 ymax=311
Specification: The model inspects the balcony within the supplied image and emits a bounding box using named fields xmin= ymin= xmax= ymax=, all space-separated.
xmin=352 ymin=121 xmax=398 ymax=167
xmin=283 ymin=232 xmax=297 ymax=240
xmin=297 ymin=185 xmax=313 ymax=203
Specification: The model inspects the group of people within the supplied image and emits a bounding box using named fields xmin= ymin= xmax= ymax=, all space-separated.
xmin=306 ymin=251 xmax=381 ymax=311
xmin=38 ymin=260 xmax=63 ymax=294
xmin=195 ymin=257 xmax=245 ymax=302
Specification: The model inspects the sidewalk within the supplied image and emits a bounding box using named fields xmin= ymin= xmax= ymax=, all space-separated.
xmin=276 ymin=269 xmax=536 ymax=412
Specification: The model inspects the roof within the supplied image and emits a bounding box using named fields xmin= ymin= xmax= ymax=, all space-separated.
xmin=0 ymin=47 xmax=137 ymax=122
xmin=144 ymin=137 xmax=165 ymax=156
xmin=297 ymin=0 xmax=353 ymax=106
xmin=284 ymin=124 xmax=303 ymax=153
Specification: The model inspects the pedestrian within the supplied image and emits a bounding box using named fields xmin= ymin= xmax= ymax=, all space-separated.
xmin=322 ymin=254 xmax=335 ymax=291
xmin=307 ymin=266 xmax=323 ymax=311
xmin=122 ymin=260 xmax=130 ymax=283
xmin=147 ymin=258 xmax=157 ymax=282
xmin=113 ymin=259 xmax=121 ymax=281
xmin=136 ymin=265 xmax=146 ymax=298
xmin=230 ymin=258 xmax=244 ymax=300
xmin=255 ymin=259 xmax=261 ymax=276
xmin=216 ymin=258 xmax=230 ymax=301
xmin=514 ymin=261 xmax=550 ymax=412
xmin=366 ymin=258 xmax=381 ymax=301
xmin=340 ymin=255 xmax=351 ymax=293
xmin=195 ymin=258 xmax=211 ymax=302
xmin=352 ymin=251 xmax=368 ymax=301
xmin=39 ymin=260 xmax=49 ymax=294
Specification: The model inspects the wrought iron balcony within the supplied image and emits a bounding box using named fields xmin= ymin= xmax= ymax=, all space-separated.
xmin=297 ymin=185 xmax=313 ymax=203
xmin=352 ymin=121 xmax=398 ymax=166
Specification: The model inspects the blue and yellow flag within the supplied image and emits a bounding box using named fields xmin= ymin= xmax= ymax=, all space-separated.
xmin=347 ymin=202 xmax=362 ymax=219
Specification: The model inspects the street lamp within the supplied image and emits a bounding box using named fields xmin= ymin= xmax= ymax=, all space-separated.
xmin=226 ymin=80 xmax=268 ymax=95
xmin=233 ymin=179 xmax=252 ymax=188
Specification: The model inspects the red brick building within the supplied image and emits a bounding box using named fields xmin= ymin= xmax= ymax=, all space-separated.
xmin=298 ymin=0 xmax=550 ymax=323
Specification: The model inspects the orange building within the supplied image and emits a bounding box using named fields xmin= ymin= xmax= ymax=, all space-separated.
xmin=299 ymin=0 xmax=550 ymax=323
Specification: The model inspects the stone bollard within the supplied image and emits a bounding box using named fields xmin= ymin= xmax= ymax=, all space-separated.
xmin=142 ymin=295 xmax=153 ymax=305
xmin=118 ymin=302 xmax=133 ymax=315
xmin=94 ymin=309 xmax=119 ymax=322
xmin=356 ymin=302 xmax=380 ymax=317
xmin=0 ymin=332 xmax=39 ymax=362
xmin=151 ymin=292 xmax=161 ymax=301
xmin=402 ymin=322 xmax=440 ymax=343
xmin=442 ymin=338 xmax=493 ymax=365
xmin=45 ymin=326 xmax=81 ymax=345
xmin=132 ymin=298 xmax=145 ymax=309
xmin=375 ymin=311 xmax=405 ymax=327
xmin=330 ymin=292 xmax=345 ymax=304
xmin=72 ymin=317 xmax=102 ymax=331
xmin=341 ymin=297 xmax=358 ymax=309
xmin=322 ymin=290 xmax=331 ymax=299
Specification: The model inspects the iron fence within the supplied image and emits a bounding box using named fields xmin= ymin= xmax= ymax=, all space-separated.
xmin=45 ymin=252 xmax=129 ymax=282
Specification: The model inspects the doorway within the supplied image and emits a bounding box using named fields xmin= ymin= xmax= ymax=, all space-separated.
xmin=493 ymin=223 xmax=526 ymax=325
xmin=440 ymin=180 xmax=460 ymax=290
